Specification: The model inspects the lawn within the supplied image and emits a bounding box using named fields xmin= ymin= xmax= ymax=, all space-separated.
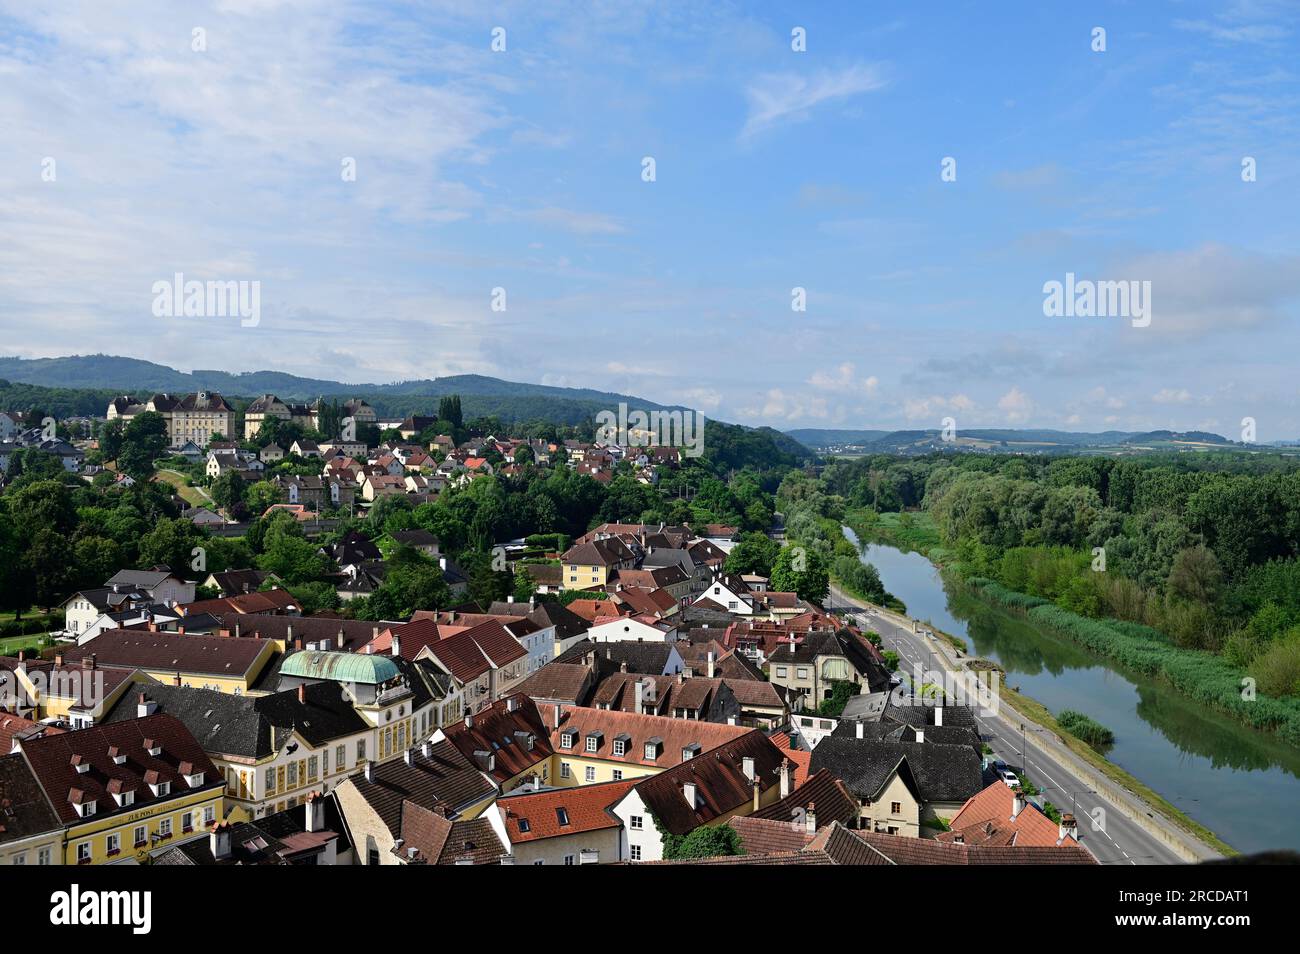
xmin=155 ymin=469 xmax=212 ymax=508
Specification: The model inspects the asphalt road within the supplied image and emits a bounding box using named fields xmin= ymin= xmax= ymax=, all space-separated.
xmin=827 ymin=585 xmax=1191 ymax=865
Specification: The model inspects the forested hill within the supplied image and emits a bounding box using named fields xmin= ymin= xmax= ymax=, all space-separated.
xmin=788 ymin=426 xmax=1238 ymax=454
xmin=0 ymin=354 xmax=692 ymax=426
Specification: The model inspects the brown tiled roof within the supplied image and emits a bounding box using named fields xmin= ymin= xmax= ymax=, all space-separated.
xmin=515 ymin=663 xmax=594 ymax=706
xmin=0 ymin=753 xmax=61 ymax=844
xmin=496 ymin=778 xmax=635 ymax=844
xmin=612 ymin=586 xmax=678 ymax=618
xmin=543 ymin=704 xmax=750 ymax=772
xmin=19 ymin=714 xmax=221 ymax=825
xmin=62 ymin=631 xmax=272 ymax=679
xmin=561 ymin=537 xmax=636 ymax=567
xmin=749 ymin=768 xmax=858 ymax=828
xmin=0 ymin=712 xmax=65 ymax=751
xmin=727 ymin=815 xmax=818 ymax=856
xmin=179 ymin=588 xmax=301 ymax=617
xmin=397 ymin=800 xmax=506 ymax=865
xmin=565 ymin=599 xmax=624 ymax=623
xmin=632 ymin=730 xmax=787 ymax=836
xmin=348 ymin=740 xmax=497 ymax=836
xmin=440 ymin=695 xmax=554 ymax=784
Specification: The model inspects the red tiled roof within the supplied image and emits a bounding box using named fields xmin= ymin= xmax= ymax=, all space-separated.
xmin=63 ymin=631 xmax=272 ymax=679
xmin=935 ymin=780 xmax=1077 ymax=849
xmin=497 ymin=778 xmax=636 ymax=844
xmin=440 ymin=695 xmax=554 ymax=783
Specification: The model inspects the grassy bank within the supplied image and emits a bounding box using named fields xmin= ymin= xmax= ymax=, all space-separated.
xmin=970 ymin=578 xmax=1300 ymax=747
xmin=844 ymin=509 xmax=950 ymax=561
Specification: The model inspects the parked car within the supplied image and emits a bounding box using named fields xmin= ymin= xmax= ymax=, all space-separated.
xmin=999 ymin=769 xmax=1020 ymax=787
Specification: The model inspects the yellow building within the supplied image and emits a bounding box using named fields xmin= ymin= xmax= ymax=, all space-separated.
xmin=5 ymin=656 xmax=154 ymax=727
xmin=0 ymin=753 xmax=64 ymax=865
xmin=18 ymin=713 xmax=224 ymax=865
xmin=559 ymin=538 xmax=637 ymax=590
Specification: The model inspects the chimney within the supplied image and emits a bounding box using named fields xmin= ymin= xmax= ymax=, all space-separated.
xmin=706 ymin=650 xmax=715 ymax=679
xmin=742 ymin=756 xmax=755 ymax=781
xmin=779 ymin=758 xmax=792 ymax=799
xmin=507 ymin=595 xmax=514 ymax=603
xmin=173 ymin=672 xmax=182 ymax=686
xmin=234 ymin=622 xmax=241 ymax=638
xmin=210 ymin=822 xmax=232 ymax=861
xmin=507 ymin=695 xmax=520 ymax=713
xmin=1059 ymin=813 xmax=1078 ymax=843
xmin=363 ymin=761 xmax=374 ymax=782
xmin=1011 ymin=786 xmax=1026 ymax=821
xmin=683 ymin=781 xmax=697 ymax=808
xmin=286 ymin=624 xmax=293 ymax=643
xmin=634 ymin=679 xmax=644 ymax=715
xmin=421 ymin=741 xmax=431 ymax=758
xmin=855 ymin=721 xmax=865 ymax=739
xmin=54 ymin=652 xmax=64 ymax=666
xmin=372 ymin=626 xmax=379 ymax=639
xmin=553 ymin=705 xmax=562 ymax=731
xmin=305 ymin=792 xmax=325 ymax=832
xmin=752 ymin=774 xmax=762 ymax=812
xmin=805 ymin=802 xmax=817 ymax=834
xmin=915 ymin=727 xmax=924 ymax=744
xmin=83 ymin=654 xmax=97 ymax=671
xmin=404 ymin=748 xmax=413 ymax=766
xmin=934 ymin=705 xmax=943 ymax=727
xmin=391 ymin=632 xmax=401 ymax=659
xmin=137 ymin=692 xmax=157 ymax=718
xmin=464 ymin=712 xmax=474 ymax=729
xmin=298 ymin=684 xmax=306 ymax=705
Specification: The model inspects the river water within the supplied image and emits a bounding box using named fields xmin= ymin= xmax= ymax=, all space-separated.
xmin=843 ymin=526 xmax=1300 ymax=854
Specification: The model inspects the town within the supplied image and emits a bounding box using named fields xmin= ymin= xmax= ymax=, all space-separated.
xmin=0 ymin=389 xmax=1104 ymax=867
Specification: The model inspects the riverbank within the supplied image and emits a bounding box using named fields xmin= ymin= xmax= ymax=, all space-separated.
xmin=838 ymin=586 xmax=1230 ymax=860
xmin=847 ymin=510 xmax=1300 ymax=749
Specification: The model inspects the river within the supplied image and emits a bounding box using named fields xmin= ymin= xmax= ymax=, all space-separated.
xmin=843 ymin=526 xmax=1300 ymax=854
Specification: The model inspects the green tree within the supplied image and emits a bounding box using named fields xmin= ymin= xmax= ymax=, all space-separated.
xmin=771 ymin=546 xmax=830 ymax=603
xmin=119 ymin=411 xmax=169 ymax=479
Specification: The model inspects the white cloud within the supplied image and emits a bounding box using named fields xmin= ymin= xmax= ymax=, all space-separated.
xmin=742 ymin=63 xmax=886 ymax=138
xmin=997 ymin=386 xmax=1033 ymax=423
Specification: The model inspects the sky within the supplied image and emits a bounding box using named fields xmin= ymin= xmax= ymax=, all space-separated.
xmin=2 ymin=1 xmax=1299 ymax=438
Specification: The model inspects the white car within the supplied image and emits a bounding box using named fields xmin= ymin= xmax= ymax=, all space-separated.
xmin=999 ymin=769 xmax=1020 ymax=787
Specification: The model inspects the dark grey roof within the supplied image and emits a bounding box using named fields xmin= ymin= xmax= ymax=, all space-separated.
xmin=555 ymin=639 xmax=679 ymax=676
xmin=810 ymin=736 xmax=984 ymax=804
xmin=486 ymin=599 xmax=589 ymax=641
xmin=100 ymin=681 xmax=369 ymax=759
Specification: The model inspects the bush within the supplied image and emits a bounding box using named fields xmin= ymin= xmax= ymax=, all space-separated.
xmin=1057 ymin=709 xmax=1115 ymax=746
xmin=1250 ymin=637 xmax=1300 ymax=697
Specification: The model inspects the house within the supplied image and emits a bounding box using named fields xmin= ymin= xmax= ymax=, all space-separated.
xmin=692 ymin=575 xmax=756 ymax=615
xmin=178 ymin=587 xmax=302 ymax=619
xmin=260 ymin=443 xmax=285 ymax=463
xmin=388 ymin=800 xmax=506 ymax=865
xmin=387 ymin=528 xmax=440 ymax=558
xmin=0 ymin=753 xmax=64 ymax=866
xmin=64 ymin=631 xmax=279 ymax=696
xmin=766 ymin=628 xmax=892 ymax=710
xmin=290 ymin=439 xmax=322 ymax=458
xmin=560 ymin=538 xmax=638 ymax=590
xmin=1 ymin=651 xmax=152 ymax=727
xmin=17 ymin=713 xmax=224 ymax=865
xmin=59 ymin=584 xmax=156 ymax=638
xmin=108 ymin=391 xmax=234 ymax=448
xmin=433 ymin=695 xmax=556 ymax=793
xmin=590 ymin=671 xmax=741 ymax=724
xmin=155 ymin=795 xmax=351 ymax=865
xmin=333 ymin=737 xmax=500 ymax=866
xmin=554 ymin=639 xmax=685 ymax=677
xmin=935 ymin=780 xmax=1082 ymax=849
xmin=610 ymin=585 xmax=680 ymax=619
xmin=487 ymin=777 xmax=636 ymax=865
xmin=187 ymin=507 xmax=227 ymax=527
xmin=587 ymin=615 xmax=677 ymax=644
xmin=611 ymin=729 xmax=788 ymax=862
xmin=105 ymin=568 xmax=196 ymax=606
xmin=202 ymin=568 xmax=283 ymax=597
xmin=101 ymin=683 xmax=373 ymax=821
xmin=514 ymin=662 xmax=597 ymax=708
xmin=698 ymin=819 xmax=1096 ymax=865
xmin=486 ymin=598 xmax=588 ymax=659
xmin=810 ymin=732 xmax=985 ymax=831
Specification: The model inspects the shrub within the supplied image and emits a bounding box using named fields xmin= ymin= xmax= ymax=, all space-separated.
xmin=1250 ymin=637 xmax=1300 ymax=698
xmin=1057 ymin=709 xmax=1115 ymax=746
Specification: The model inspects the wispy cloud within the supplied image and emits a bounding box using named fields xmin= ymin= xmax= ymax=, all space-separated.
xmin=741 ymin=63 xmax=886 ymax=138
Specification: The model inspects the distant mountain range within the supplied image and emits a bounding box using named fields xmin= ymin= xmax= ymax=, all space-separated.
xmin=786 ymin=427 xmax=1242 ymax=455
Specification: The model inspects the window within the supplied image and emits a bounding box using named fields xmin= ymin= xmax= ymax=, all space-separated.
xmin=106 ymin=833 xmax=121 ymax=856
xmin=158 ymin=818 xmax=172 ymax=838
xmin=797 ymin=667 xmax=809 ymax=679
xmin=613 ymin=739 xmax=626 ymax=756
xmin=133 ymin=826 xmax=147 ymax=848
xmin=77 ymin=843 xmax=91 ymax=864
xmin=336 ymin=744 xmax=346 ymax=770
xmin=613 ymin=770 xmax=623 ymax=781
xmin=204 ymin=806 xmax=216 ymax=826
xmin=585 ymin=736 xmax=598 ymax=753
xmin=322 ymin=749 xmax=330 ymax=774
xmin=518 ymin=818 xmax=531 ymax=833
xmin=182 ymin=812 xmax=194 ymax=833
xmin=556 ymin=808 xmax=570 ymax=826
xmin=630 ymin=815 xmax=643 ymax=830
xmin=367 ymin=848 xmax=380 ymax=866
xmin=584 ymin=766 xmax=596 ymax=782
xmin=775 ymin=666 xmax=788 ymax=678
xmin=356 ymin=740 xmax=366 ymax=763
xmin=891 ymin=802 xmax=902 ymax=814
xmin=265 ymin=768 xmax=276 ymax=794
xmin=38 ymin=848 xmax=51 ymax=866
xmin=564 ymin=854 xmax=575 ymax=865
xmin=630 ymin=844 xmax=642 ymax=861
xmin=12 ymin=853 xmax=25 ymax=865
xmin=308 ymin=756 xmax=319 ymax=781
xmin=560 ymin=762 xmax=572 ymax=779
xmin=287 ymin=762 xmax=298 ymax=787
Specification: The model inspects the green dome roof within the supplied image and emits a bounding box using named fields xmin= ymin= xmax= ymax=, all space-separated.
xmin=280 ymin=650 xmax=400 ymax=685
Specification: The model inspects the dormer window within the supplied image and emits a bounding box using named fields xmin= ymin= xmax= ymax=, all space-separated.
xmin=108 ymin=745 xmax=126 ymax=765
xmin=644 ymin=737 xmax=663 ymax=761
xmin=78 ymin=800 xmax=96 ymax=818
xmin=114 ymin=790 xmax=135 ymax=808
xmin=185 ymin=771 xmax=205 ymax=787
xmin=144 ymin=739 xmax=162 ymax=757
xmin=682 ymin=742 xmax=700 ymax=761
xmin=612 ymin=733 xmax=630 ymax=757
xmin=70 ymin=755 xmax=89 ymax=775
xmin=584 ymin=731 xmax=603 ymax=753
xmin=150 ymin=780 xmax=171 ymax=797
xmin=560 ymin=731 xmax=576 ymax=749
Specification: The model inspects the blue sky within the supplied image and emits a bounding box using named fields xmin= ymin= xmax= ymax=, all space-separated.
xmin=2 ymin=1 xmax=1299 ymax=437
